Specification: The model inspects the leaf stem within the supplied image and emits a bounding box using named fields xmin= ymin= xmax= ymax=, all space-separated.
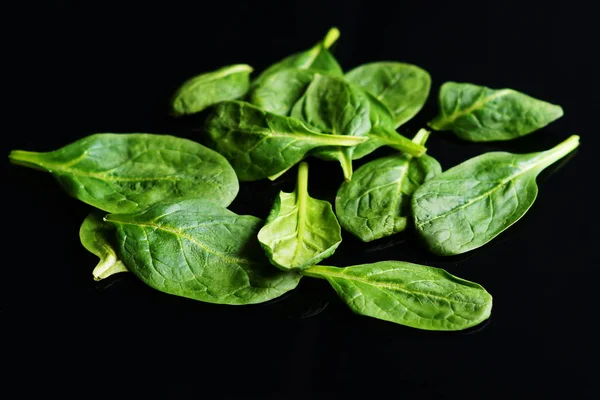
xmin=411 ymin=128 xmax=431 ymax=147
xmin=301 ymin=265 xmax=336 ymax=279
xmin=313 ymin=133 xmax=368 ymax=147
xmin=373 ymin=129 xmax=427 ymax=157
xmin=8 ymin=150 xmax=47 ymax=171
xmin=322 ymin=27 xmax=340 ymax=49
xmin=338 ymin=151 xmax=353 ymax=181
xmin=534 ymin=135 xmax=580 ymax=169
xmin=93 ymin=260 xmax=128 ymax=281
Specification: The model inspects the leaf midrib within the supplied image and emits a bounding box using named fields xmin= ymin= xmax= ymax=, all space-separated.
xmin=440 ymin=88 xmax=512 ymax=126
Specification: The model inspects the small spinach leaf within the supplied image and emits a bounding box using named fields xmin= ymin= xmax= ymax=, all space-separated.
xmin=413 ymin=135 xmax=580 ymax=255
xmin=203 ymin=101 xmax=367 ymax=181
xmin=302 ymin=261 xmax=492 ymax=331
xmin=428 ymin=82 xmax=564 ymax=142
xmin=291 ymin=74 xmax=372 ymax=181
xmin=105 ymin=198 xmax=302 ymax=305
xmin=9 ymin=133 xmax=239 ymax=212
xmin=345 ymin=62 xmax=431 ymax=128
xmin=258 ymin=162 xmax=342 ymax=271
xmin=171 ymin=64 xmax=253 ymax=116
xmin=250 ymin=68 xmax=315 ymax=116
xmin=80 ymin=212 xmax=128 ymax=281
xmin=336 ymin=129 xmax=441 ymax=241
xmin=252 ymin=27 xmax=343 ymax=87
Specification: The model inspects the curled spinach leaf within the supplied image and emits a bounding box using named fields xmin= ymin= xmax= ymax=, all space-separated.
xmin=105 ymin=198 xmax=302 ymax=305
xmin=302 ymin=261 xmax=492 ymax=331
xmin=9 ymin=133 xmax=239 ymax=213
xmin=250 ymin=68 xmax=315 ymax=116
xmin=80 ymin=212 xmax=128 ymax=281
xmin=413 ymin=135 xmax=580 ymax=255
xmin=345 ymin=62 xmax=431 ymax=128
xmin=428 ymin=82 xmax=564 ymax=142
xmin=336 ymin=129 xmax=441 ymax=242
xmin=291 ymin=74 xmax=372 ymax=181
xmin=258 ymin=162 xmax=342 ymax=271
xmin=203 ymin=101 xmax=367 ymax=181
xmin=252 ymin=27 xmax=342 ymax=87
xmin=171 ymin=64 xmax=253 ymax=116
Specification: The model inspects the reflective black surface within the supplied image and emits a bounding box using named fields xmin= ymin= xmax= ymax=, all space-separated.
xmin=6 ymin=1 xmax=598 ymax=398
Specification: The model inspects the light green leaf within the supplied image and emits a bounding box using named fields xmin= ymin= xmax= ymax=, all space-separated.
xmin=336 ymin=129 xmax=441 ymax=241
xmin=258 ymin=162 xmax=342 ymax=270
xmin=105 ymin=198 xmax=301 ymax=305
xmin=428 ymin=82 xmax=564 ymax=142
xmin=80 ymin=212 xmax=128 ymax=281
xmin=171 ymin=64 xmax=253 ymax=116
xmin=8 ymin=133 xmax=239 ymax=213
xmin=413 ymin=135 xmax=580 ymax=255
xmin=303 ymin=261 xmax=492 ymax=331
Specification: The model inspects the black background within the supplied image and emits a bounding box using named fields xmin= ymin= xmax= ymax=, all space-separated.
xmin=6 ymin=1 xmax=599 ymax=398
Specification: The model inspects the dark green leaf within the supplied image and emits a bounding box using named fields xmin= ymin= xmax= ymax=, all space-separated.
xmin=171 ymin=64 xmax=253 ymax=116
xmin=336 ymin=129 xmax=441 ymax=241
xmin=105 ymin=198 xmax=302 ymax=305
xmin=250 ymin=68 xmax=315 ymax=116
xmin=9 ymin=133 xmax=239 ymax=212
xmin=252 ymin=27 xmax=343 ymax=87
xmin=80 ymin=212 xmax=128 ymax=281
xmin=303 ymin=261 xmax=492 ymax=331
xmin=258 ymin=162 xmax=342 ymax=270
xmin=413 ymin=135 xmax=579 ymax=255
xmin=428 ymin=82 xmax=564 ymax=142
xmin=203 ymin=101 xmax=367 ymax=181
xmin=346 ymin=62 xmax=431 ymax=128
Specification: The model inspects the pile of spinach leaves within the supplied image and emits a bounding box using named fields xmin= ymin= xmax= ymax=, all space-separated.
xmin=8 ymin=27 xmax=578 ymax=332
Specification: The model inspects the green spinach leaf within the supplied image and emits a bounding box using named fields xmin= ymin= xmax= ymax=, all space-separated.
xmin=336 ymin=129 xmax=441 ymax=241
xmin=302 ymin=261 xmax=492 ymax=331
xmin=9 ymin=133 xmax=239 ymax=213
xmin=250 ymin=68 xmax=315 ymax=116
xmin=428 ymin=82 xmax=564 ymax=142
xmin=252 ymin=27 xmax=342 ymax=87
xmin=413 ymin=135 xmax=579 ymax=255
xmin=345 ymin=62 xmax=431 ymax=128
xmin=80 ymin=212 xmax=128 ymax=281
xmin=105 ymin=198 xmax=302 ymax=305
xmin=203 ymin=101 xmax=367 ymax=181
xmin=171 ymin=64 xmax=253 ymax=116
xmin=258 ymin=162 xmax=342 ymax=271
xmin=291 ymin=74 xmax=372 ymax=181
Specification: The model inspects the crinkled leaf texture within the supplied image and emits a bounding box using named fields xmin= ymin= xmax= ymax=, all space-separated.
xmin=105 ymin=199 xmax=302 ymax=305
xmin=413 ymin=135 xmax=579 ymax=255
xmin=8 ymin=133 xmax=239 ymax=213
xmin=303 ymin=261 xmax=492 ymax=331
xmin=428 ymin=82 xmax=563 ymax=142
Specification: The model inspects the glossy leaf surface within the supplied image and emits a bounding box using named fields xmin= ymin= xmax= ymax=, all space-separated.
xmin=106 ymin=199 xmax=302 ymax=305
xmin=428 ymin=82 xmax=564 ymax=142
xmin=413 ymin=135 xmax=580 ymax=255
xmin=9 ymin=133 xmax=239 ymax=212
xmin=204 ymin=101 xmax=367 ymax=181
xmin=336 ymin=129 xmax=441 ymax=241
xmin=303 ymin=261 xmax=492 ymax=331
xmin=171 ymin=64 xmax=253 ymax=116
xmin=80 ymin=212 xmax=128 ymax=281
xmin=258 ymin=162 xmax=342 ymax=270
xmin=346 ymin=62 xmax=431 ymax=128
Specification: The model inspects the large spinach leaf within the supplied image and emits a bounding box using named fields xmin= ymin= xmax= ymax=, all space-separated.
xmin=413 ymin=135 xmax=579 ymax=255
xmin=258 ymin=162 xmax=342 ymax=271
xmin=80 ymin=212 xmax=128 ymax=281
xmin=252 ymin=27 xmax=342 ymax=87
xmin=171 ymin=64 xmax=253 ymax=116
xmin=8 ymin=133 xmax=239 ymax=212
xmin=428 ymin=82 xmax=564 ymax=142
xmin=336 ymin=129 xmax=441 ymax=241
xmin=345 ymin=62 xmax=431 ymax=128
xmin=302 ymin=261 xmax=492 ymax=331
xmin=203 ymin=101 xmax=367 ymax=181
xmin=105 ymin=198 xmax=302 ymax=305
xmin=291 ymin=74 xmax=372 ymax=181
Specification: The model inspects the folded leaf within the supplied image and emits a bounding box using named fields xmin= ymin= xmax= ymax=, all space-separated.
xmin=413 ymin=135 xmax=580 ymax=255
xmin=303 ymin=261 xmax=492 ymax=331
xmin=258 ymin=162 xmax=342 ymax=270
xmin=80 ymin=212 xmax=128 ymax=281
xmin=171 ymin=64 xmax=253 ymax=116
xmin=105 ymin=199 xmax=302 ymax=305
xmin=9 ymin=133 xmax=239 ymax=212
xmin=428 ymin=82 xmax=564 ymax=142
